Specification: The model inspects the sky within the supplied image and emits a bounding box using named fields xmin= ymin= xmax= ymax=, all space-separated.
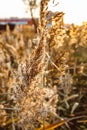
xmin=0 ymin=0 xmax=87 ymax=25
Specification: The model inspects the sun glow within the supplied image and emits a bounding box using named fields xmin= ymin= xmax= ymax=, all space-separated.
xmin=0 ymin=0 xmax=87 ymax=25
xmin=0 ymin=0 xmax=26 ymax=18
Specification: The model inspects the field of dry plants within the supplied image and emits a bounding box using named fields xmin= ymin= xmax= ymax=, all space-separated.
xmin=0 ymin=0 xmax=87 ymax=130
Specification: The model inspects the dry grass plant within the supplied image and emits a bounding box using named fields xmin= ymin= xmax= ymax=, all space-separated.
xmin=0 ymin=0 xmax=87 ymax=130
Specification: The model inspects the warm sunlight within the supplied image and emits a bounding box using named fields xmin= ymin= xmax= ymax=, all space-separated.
xmin=0 ymin=1 xmax=87 ymax=130
xmin=0 ymin=0 xmax=26 ymax=18
xmin=0 ymin=0 xmax=87 ymax=25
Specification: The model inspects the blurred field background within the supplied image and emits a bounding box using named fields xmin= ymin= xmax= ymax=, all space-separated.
xmin=0 ymin=0 xmax=87 ymax=130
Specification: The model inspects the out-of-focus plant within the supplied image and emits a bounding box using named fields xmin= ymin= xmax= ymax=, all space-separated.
xmin=23 ymin=0 xmax=39 ymax=32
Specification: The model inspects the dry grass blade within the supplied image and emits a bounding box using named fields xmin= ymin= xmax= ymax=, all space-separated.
xmin=35 ymin=120 xmax=66 ymax=130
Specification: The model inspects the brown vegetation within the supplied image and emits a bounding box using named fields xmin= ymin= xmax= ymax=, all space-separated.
xmin=0 ymin=0 xmax=87 ymax=130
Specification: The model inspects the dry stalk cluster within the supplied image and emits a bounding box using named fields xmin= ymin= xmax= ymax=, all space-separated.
xmin=10 ymin=0 xmax=68 ymax=129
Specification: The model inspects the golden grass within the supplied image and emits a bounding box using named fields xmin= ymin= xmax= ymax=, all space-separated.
xmin=0 ymin=0 xmax=87 ymax=130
